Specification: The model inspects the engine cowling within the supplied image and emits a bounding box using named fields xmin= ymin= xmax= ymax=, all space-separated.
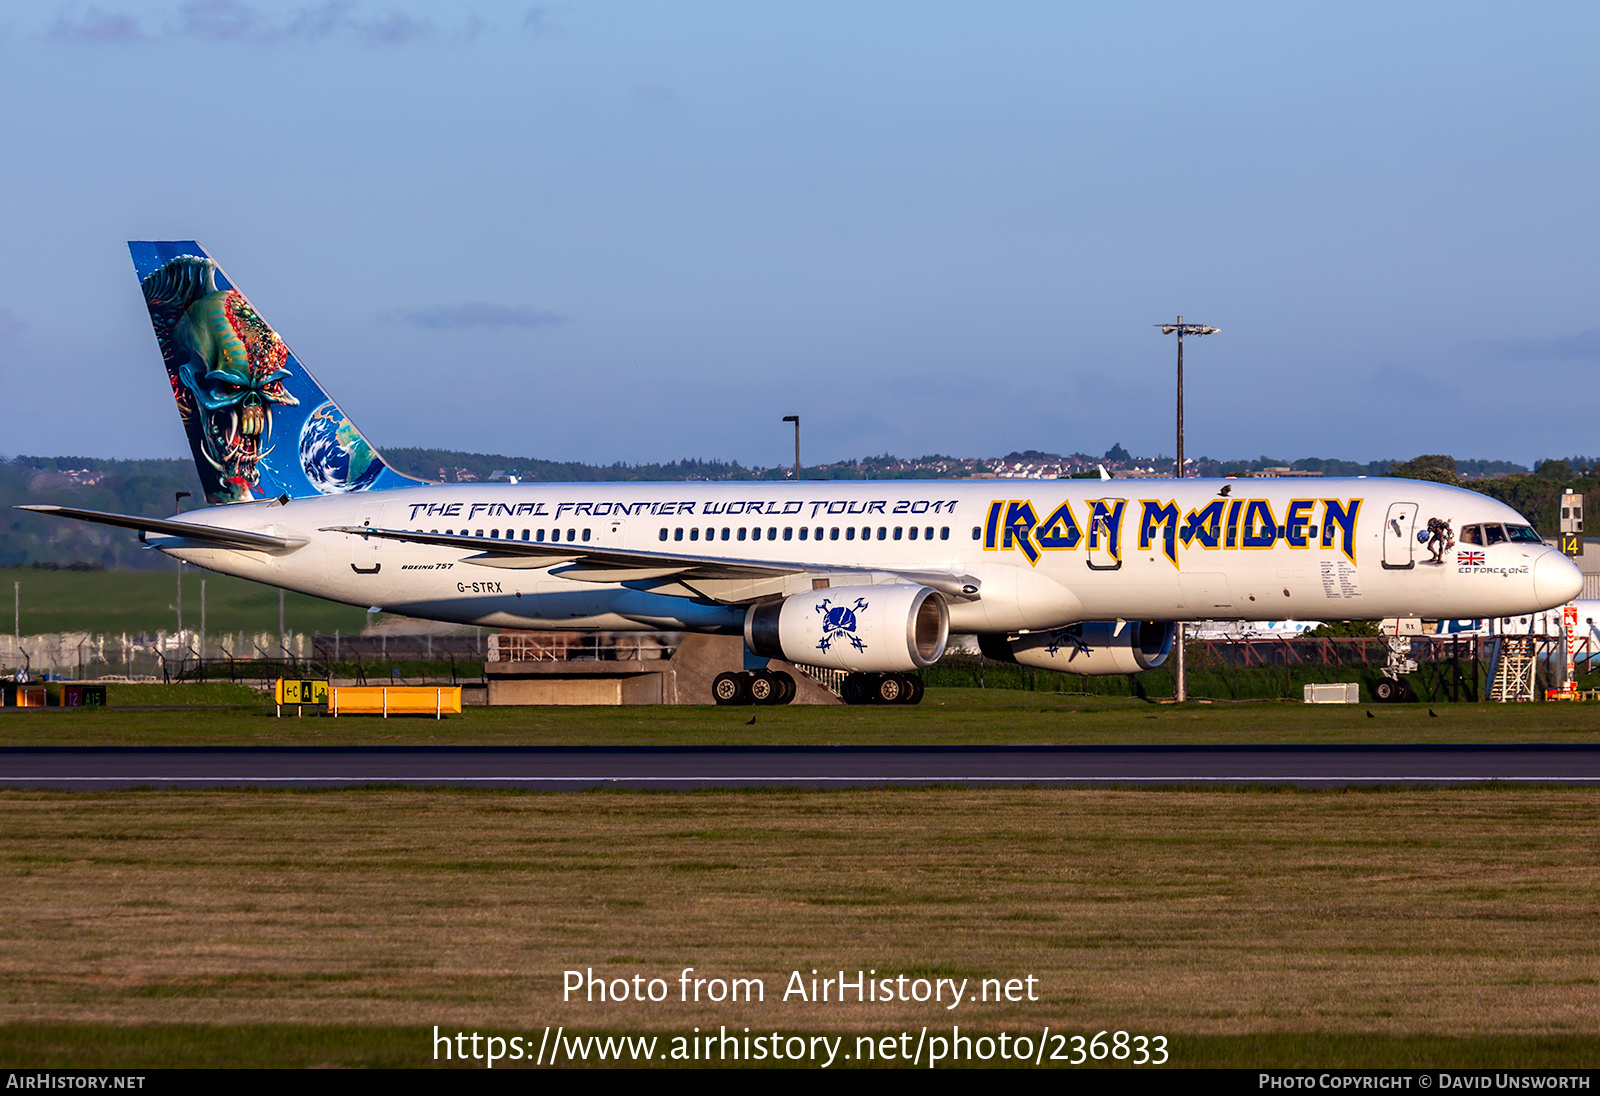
xmin=978 ymin=620 xmax=1174 ymax=675
xmin=745 ymin=584 xmax=950 ymax=672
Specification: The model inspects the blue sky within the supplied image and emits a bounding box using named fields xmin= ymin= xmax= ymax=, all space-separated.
xmin=0 ymin=1 xmax=1595 ymax=468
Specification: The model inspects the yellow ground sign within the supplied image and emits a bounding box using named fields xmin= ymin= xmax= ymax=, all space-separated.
xmin=330 ymin=685 xmax=462 ymax=717
xmin=274 ymin=678 xmax=329 ymax=705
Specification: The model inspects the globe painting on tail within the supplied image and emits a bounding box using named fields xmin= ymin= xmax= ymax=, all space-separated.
xmin=129 ymin=241 xmax=423 ymax=504
xmin=300 ymin=401 xmax=384 ymax=494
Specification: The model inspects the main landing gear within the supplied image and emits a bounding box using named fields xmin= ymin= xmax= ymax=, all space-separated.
xmin=840 ymin=672 xmax=924 ymax=706
xmin=712 ymin=670 xmax=797 ymax=706
xmin=710 ymin=670 xmax=926 ymax=705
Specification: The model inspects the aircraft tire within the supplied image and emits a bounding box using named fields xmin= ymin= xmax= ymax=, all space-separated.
xmin=1374 ymin=678 xmax=1400 ymax=703
xmin=875 ymin=674 xmax=907 ymax=704
xmin=841 ymin=673 xmax=874 ymax=705
xmin=713 ymin=671 xmax=751 ymax=706
xmin=772 ymin=671 xmax=796 ymax=705
xmin=904 ymin=675 xmax=925 ymax=705
xmin=749 ymin=671 xmax=782 ymax=705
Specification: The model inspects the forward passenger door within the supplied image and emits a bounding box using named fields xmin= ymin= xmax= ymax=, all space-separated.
xmin=1381 ymin=501 xmax=1419 ymax=570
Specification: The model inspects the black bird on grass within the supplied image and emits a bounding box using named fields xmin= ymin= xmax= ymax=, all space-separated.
xmin=745 ymin=716 xmax=757 ymax=725
xmin=1366 ymin=710 xmax=1375 ymax=718
xmin=1429 ymin=709 xmax=1438 ymax=717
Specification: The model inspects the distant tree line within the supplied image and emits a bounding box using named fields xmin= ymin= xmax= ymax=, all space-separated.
xmin=0 ymin=456 xmax=203 ymax=571
xmin=381 ymin=447 xmax=982 ymax=483
xmin=1387 ymin=454 xmax=1599 ymax=535
xmin=1 ymin=447 xmax=1592 ymax=568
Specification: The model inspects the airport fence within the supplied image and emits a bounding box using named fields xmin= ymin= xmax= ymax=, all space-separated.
xmin=926 ymin=652 xmax=1385 ymax=702
xmin=0 ymin=628 xmax=671 ymax=689
xmin=930 ymin=634 xmax=1592 ymax=703
xmin=0 ymin=630 xmax=323 ymax=684
xmin=6 ymin=630 xmax=1590 ymax=703
xmin=1193 ymin=635 xmax=1596 ymax=669
xmin=486 ymin=631 xmax=677 ymax=663
xmin=0 ymin=630 xmax=485 ymax=688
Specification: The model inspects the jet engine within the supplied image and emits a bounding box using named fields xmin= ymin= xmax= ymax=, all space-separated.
xmin=745 ymin=584 xmax=950 ymax=672
xmin=978 ymin=620 xmax=1174 ymax=675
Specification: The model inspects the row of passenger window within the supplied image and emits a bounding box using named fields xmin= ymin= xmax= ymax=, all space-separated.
xmin=661 ymin=526 xmax=952 ymax=543
xmin=415 ymin=521 xmax=1546 ymax=551
xmin=426 ymin=528 xmax=590 ymax=542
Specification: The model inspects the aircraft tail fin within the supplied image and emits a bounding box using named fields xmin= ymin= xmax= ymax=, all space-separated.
xmin=128 ymin=241 xmax=425 ymax=505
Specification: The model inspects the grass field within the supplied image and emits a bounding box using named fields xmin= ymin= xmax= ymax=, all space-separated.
xmin=3 ymin=677 xmax=1598 ymax=1069
xmin=3 ymin=684 xmax=1600 ymax=746
xmin=0 ymin=786 xmax=1595 ymax=1068
xmin=2 ymin=567 xmax=371 ymax=637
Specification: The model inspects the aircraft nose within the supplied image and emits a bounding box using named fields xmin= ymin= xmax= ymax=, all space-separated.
xmin=1534 ymin=550 xmax=1583 ymax=606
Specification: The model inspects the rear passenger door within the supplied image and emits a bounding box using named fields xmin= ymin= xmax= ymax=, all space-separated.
xmin=351 ymin=503 xmax=387 ymax=574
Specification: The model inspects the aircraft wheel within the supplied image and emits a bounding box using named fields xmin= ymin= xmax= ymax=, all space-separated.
xmin=875 ymin=674 xmax=906 ymax=704
xmin=772 ymin=671 xmax=796 ymax=705
xmin=748 ymin=671 xmax=782 ymax=705
xmin=841 ymin=673 xmax=874 ymax=705
xmin=1374 ymin=678 xmax=1400 ymax=703
xmin=713 ymin=671 xmax=750 ymax=706
xmin=904 ymin=675 xmax=925 ymax=705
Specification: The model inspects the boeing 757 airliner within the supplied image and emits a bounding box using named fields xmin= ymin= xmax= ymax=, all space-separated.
xmin=18 ymin=243 xmax=1584 ymax=704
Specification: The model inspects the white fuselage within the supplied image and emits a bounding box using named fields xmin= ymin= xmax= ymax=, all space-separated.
xmin=152 ymin=477 xmax=1583 ymax=634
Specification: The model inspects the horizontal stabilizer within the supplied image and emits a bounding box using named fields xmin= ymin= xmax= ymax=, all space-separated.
xmin=18 ymin=505 xmax=307 ymax=553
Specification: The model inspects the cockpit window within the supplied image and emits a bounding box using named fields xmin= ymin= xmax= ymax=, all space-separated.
xmin=1459 ymin=525 xmax=1483 ymax=546
xmin=1484 ymin=524 xmax=1508 ymax=546
xmin=1506 ymin=524 xmax=1543 ymax=543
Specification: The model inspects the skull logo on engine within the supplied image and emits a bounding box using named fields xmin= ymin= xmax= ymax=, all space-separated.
xmin=815 ymin=597 xmax=870 ymax=654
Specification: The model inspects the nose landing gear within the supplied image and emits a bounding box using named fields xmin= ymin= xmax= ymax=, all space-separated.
xmin=1373 ymin=677 xmax=1414 ymax=703
xmin=1374 ymin=635 xmax=1419 ymax=703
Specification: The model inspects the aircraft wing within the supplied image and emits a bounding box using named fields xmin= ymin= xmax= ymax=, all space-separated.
xmin=320 ymin=525 xmax=981 ymax=600
xmin=18 ymin=505 xmax=308 ymax=553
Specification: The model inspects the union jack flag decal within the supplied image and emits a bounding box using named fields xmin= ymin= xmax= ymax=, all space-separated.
xmin=1457 ymin=550 xmax=1485 ymax=566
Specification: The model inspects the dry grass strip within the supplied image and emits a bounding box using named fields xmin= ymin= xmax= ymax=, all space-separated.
xmin=0 ymin=787 xmax=1595 ymax=1035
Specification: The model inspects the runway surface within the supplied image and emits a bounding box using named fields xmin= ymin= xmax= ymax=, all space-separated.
xmin=1 ymin=745 xmax=1599 ymax=790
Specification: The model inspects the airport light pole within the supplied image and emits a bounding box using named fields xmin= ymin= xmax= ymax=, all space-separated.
xmin=1156 ymin=318 xmax=1218 ymax=483
xmin=1155 ymin=317 xmax=1219 ymax=703
xmin=783 ymin=416 xmax=800 ymax=480
xmin=173 ymin=492 xmax=190 ymax=638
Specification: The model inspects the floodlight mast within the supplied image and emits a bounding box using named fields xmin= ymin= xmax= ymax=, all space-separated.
xmin=1155 ymin=318 xmax=1219 ymax=483
xmin=1155 ymin=316 xmax=1219 ymax=704
xmin=782 ymin=416 xmax=800 ymax=480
